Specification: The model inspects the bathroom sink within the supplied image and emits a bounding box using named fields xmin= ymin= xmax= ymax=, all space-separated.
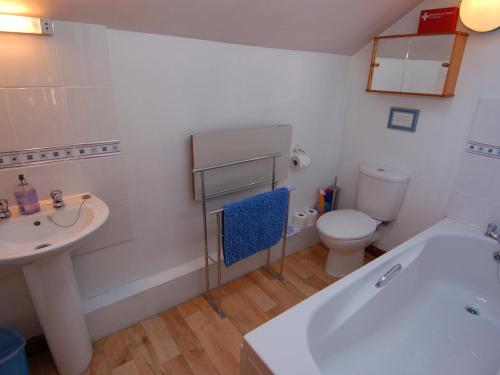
xmin=0 ymin=193 xmax=109 ymax=266
xmin=0 ymin=193 xmax=109 ymax=375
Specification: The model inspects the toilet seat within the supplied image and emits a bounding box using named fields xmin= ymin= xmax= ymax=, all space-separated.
xmin=317 ymin=209 xmax=378 ymax=241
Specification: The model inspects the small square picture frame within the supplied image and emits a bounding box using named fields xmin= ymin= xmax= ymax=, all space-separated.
xmin=388 ymin=107 xmax=420 ymax=132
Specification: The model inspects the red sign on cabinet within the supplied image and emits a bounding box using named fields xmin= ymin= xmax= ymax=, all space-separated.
xmin=418 ymin=7 xmax=459 ymax=33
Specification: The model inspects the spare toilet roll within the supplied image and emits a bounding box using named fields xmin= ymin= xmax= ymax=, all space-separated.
xmin=291 ymin=152 xmax=311 ymax=170
xmin=305 ymin=208 xmax=318 ymax=227
xmin=293 ymin=210 xmax=308 ymax=232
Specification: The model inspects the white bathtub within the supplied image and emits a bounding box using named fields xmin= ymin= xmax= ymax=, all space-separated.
xmin=241 ymin=219 xmax=500 ymax=375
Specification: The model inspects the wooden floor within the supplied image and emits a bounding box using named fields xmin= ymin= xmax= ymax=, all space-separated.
xmin=29 ymin=244 xmax=375 ymax=375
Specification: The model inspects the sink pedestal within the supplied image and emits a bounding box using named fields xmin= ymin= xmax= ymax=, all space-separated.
xmin=23 ymin=252 xmax=93 ymax=375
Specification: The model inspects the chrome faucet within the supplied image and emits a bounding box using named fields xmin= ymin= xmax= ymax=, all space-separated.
xmin=0 ymin=199 xmax=11 ymax=219
xmin=50 ymin=189 xmax=65 ymax=208
xmin=485 ymin=223 xmax=500 ymax=243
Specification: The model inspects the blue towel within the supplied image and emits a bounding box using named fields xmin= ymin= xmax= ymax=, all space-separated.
xmin=222 ymin=187 xmax=289 ymax=267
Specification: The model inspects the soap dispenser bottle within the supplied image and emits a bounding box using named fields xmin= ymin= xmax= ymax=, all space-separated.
xmin=15 ymin=174 xmax=40 ymax=215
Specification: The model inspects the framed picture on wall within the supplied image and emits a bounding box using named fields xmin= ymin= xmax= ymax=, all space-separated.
xmin=387 ymin=107 xmax=420 ymax=132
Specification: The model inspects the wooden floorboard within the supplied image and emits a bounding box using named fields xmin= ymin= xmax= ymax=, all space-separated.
xmin=29 ymin=244 xmax=376 ymax=375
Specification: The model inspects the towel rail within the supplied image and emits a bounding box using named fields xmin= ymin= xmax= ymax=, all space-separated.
xmin=192 ymin=153 xmax=282 ymax=173
xmin=209 ymin=187 xmax=296 ymax=216
xmin=204 ymin=179 xmax=267 ymax=199
xmin=193 ymin=152 xmax=290 ymax=317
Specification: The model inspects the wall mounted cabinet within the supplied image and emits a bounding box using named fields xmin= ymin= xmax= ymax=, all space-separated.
xmin=366 ymin=32 xmax=468 ymax=97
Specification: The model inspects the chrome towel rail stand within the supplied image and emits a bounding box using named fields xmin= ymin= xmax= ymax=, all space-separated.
xmin=192 ymin=153 xmax=292 ymax=317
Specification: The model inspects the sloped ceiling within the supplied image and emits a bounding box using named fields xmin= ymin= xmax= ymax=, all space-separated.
xmin=4 ymin=0 xmax=422 ymax=54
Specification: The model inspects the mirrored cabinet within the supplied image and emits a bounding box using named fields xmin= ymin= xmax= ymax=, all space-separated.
xmin=366 ymin=32 xmax=468 ymax=97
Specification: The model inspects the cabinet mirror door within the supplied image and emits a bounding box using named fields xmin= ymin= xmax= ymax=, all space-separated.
xmin=367 ymin=33 xmax=466 ymax=97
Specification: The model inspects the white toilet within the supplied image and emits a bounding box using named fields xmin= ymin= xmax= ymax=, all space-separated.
xmin=317 ymin=163 xmax=409 ymax=277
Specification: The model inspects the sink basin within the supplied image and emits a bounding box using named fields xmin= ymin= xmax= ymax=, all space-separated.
xmin=0 ymin=193 xmax=109 ymax=266
xmin=0 ymin=193 xmax=109 ymax=375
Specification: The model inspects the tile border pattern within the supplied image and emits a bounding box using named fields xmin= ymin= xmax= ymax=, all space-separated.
xmin=466 ymin=141 xmax=500 ymax=160
xmin=0 ymin=140 xmax=120 ymax=169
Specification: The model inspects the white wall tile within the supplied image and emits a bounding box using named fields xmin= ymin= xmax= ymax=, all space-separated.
xmin=0 ymin=33 xmax=61 ymax=87
xmin=448 ymin=190 xmax=490 ymax=229
xmin=0 ymin=156 xmax=130 ymax=234
xmin=53 ymin=21 xmax=112 ymax=87
xmin=77 ymin=156 xmax=129 ymax=203
xmin=469 ymin=96 xmax=500 ymax=146
xmin=0 ymin=160 xmax=87 ymax=205
xmin=5 ymin=88 xmax=74 ymax=149
xmin=73 ymin=240 xmax=138 ymax=299
xmin=92 ymin=199 xmax=133 ymax=251
xmin=0 ymin=90 xmax=19 ymax=152
xmin=453 ymin=153 xmax=498 ymax=199
xmin=0 ymin=167 xmax=19 ymax=204
xmin=65 ymin=88 xmax=119 ymax=143
xmin=448 ymin=150 xmax=500 ymax=228
xmin=0 ymin=21 xmax=132 ymax=339
xmin=447 ymin=97 xmax=500 ymax=228
xmin=448 ymin=188 xmax=500 ymax=230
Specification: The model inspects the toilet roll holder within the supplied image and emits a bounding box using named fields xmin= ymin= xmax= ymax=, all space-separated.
xmin=293 ymin=144 xmax=306 ymax=154
xmin=291 ymin=145 xmax=311 ymax=170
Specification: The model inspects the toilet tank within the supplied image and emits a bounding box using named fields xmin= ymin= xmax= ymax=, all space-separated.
xmin=357 ymin=163 xmax=409 ymax=222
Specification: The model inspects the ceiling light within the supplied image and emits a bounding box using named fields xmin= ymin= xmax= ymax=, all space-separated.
xmin=0 ymin=14 xmax=52 ymax=35
xmin=460 ymin=0 xmax=500 ymax=32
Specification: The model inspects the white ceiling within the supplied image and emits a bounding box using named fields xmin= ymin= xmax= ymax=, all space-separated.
xmin=5 ymin=0 xmax=422 ymax=55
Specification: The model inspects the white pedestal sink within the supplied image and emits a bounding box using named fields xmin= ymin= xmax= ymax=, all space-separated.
xmin=0 ymin=194 xmax=109 ymax=375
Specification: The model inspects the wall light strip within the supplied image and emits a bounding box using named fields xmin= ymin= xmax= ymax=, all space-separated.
xmin=0 ymin=14 xmax=53 ymax=35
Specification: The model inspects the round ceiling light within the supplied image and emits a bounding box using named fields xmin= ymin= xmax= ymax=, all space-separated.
xmin=460 ymin=0 xmax=500 ymax=32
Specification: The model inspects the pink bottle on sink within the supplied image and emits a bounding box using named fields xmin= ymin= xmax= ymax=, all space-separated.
xmin=15 ymin=174 xmax=40 ymax=215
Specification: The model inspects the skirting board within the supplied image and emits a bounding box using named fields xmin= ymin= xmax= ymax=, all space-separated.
xmin=84 ymin=227 xmax=319 ymax=341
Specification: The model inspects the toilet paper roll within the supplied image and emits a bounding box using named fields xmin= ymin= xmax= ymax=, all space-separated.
xmin=293 ymin=210 xmax=308 ymax=232
xmin=291 ymin=152 xmax=311 ymax=170
xmin=305 ymin=208 xmax=318 ymax=227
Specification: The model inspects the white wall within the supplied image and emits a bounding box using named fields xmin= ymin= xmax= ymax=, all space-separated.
xmin=77 ymin=31 xmax=351 ymax=339
xmin=337 ymin=0 xmax=500 ymax=250
xmin=0 ymin=23 xmax=350 ymax=339
xmin=102 ymin=30 xmax=350 ymax=294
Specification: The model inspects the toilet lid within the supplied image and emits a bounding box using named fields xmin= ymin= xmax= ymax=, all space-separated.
xmin=317 ymin=209 xmax=378 ymax=240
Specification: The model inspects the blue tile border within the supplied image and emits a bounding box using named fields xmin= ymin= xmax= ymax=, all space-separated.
xmin=0 ymin=140 xmax=120 ymax=169
xmin=466 ymin=141 xmax=500 ymax=159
